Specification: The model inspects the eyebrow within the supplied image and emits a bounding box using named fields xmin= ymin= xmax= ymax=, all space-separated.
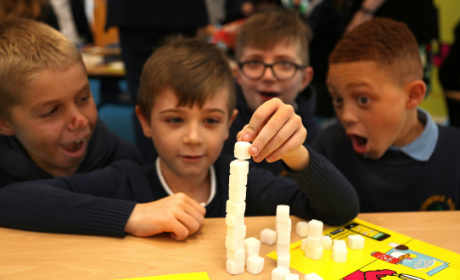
xmin=159 ymin=108 xmax=226 ymax=114
xmin=32 ymin=83 xmax=90 ymax=109
xmin=345 ymin=82 xmax=372 ymax=90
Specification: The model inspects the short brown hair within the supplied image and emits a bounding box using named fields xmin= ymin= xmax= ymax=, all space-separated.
xmin=0 ymin=18 xmax=83 ymax=116
xmin=329 ymin=18 xmax=423 ymax=83
xmin=138 ymin=37 xmax=236 ymax=118
xmin=235 ymin=9 xmax=312 ymax=65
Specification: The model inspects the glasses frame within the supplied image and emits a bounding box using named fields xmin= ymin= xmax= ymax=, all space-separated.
xmin=237 ymin=60 xmax=307 ymax=81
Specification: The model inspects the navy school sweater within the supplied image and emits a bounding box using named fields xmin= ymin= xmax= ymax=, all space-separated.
xmin=0 ymin=149 xmax=359 ymax=237
xmin=313 ymin=122 xmax=460 ymax=212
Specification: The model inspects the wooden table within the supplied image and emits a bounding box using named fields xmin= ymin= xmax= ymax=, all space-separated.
xmin=0 ymin=211 xmax=458 ymax=280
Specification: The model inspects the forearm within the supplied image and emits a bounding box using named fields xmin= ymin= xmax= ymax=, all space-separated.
xmin=0 ymin=183 xmax=134 ymax=236
xmin=290 ymin=148 xmax=359 ymax=225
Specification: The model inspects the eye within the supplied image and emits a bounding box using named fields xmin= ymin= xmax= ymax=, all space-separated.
xmin=204 ymin=117 xmax=221 ymax=125
xmin=357 ymin=96 xmax=369 ymax=106
xmin=165 ymin=117 xmax=183 ymax=124
xmin=41 ymin=106 xmax=59 ymax=118
xmin=276 ymin=61 xmax=295 ymax=70
xmin=243 ymin=61 xmax=263 ymax=70
xmin=332 ymin=96 xmax=343 ymax=108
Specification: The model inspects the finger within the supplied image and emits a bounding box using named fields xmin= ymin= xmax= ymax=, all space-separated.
xmin=182 ymin=194 xmax=207 ymax=218
xmin=175 ymin=209 xmax=202 ymax=236
xmin=239 ymin=98 xmax=282 ymax=142
xmin=253 ymin=113 xmax=302 ymax=162
xmin=251 ymin=103 xmax=294 ymax=157
xmin=266 ymin=125 xmax=307 ymax=163
xmin=168 ymin=218 xmax=190 ymax=241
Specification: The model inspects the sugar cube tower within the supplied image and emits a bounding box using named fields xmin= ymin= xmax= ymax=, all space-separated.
xmin=225 ymin=141 xmax=251 ymax=275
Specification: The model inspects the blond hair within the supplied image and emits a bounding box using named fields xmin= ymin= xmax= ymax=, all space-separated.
xmin=0 ymin=18 xmax=83 ymax=116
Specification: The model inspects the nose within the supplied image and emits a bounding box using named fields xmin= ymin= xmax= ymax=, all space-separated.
xmin=183 ymin=121 xmax=202 ymax=145
xmin=337 ymin=103 xmax=358 ymax=128
xmin=261 ymin=65 xmax=277 ymax=81
xmin=68 ymin=106 xmax=89 ymax=131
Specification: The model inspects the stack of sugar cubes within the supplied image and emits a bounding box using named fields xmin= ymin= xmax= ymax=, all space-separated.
xmin=225 ymin=141 xmax=251 ymax=275
xmin=272 ymin=205 xmax=301 ymax=280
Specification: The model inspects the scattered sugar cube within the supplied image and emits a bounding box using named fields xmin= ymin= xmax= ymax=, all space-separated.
xmin=332 ymin=240 xmax=347 ymax=262
xmin=296 ymin=221 xmax=309 ymax=237
xmin=321 ymin=236 xmax=332 ymax=250
xmin=304 ymin=237 xmax=323 ymax=260
xmin=347 ymin=234 xmax=365 ymax=250
xmin=272 ymin=266 xmax=290 ymax=280
xmin=247 ymin=255 xmax=264 ymax=274
xmin=244 ymin=237 xmax=261 ymax=257
xmin=304 ymin=272 xmax=323 ymax=280
xmin=234 ymin=141 xmax=251 ymax=160
xmin=260 ymin=228 xmax=277 ymax=245
xmin=308 ymin=219 xmax=323 ymax=238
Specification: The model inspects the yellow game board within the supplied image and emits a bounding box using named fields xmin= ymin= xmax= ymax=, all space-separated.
xmin=267 ymin=218 xmax=460 ymax=279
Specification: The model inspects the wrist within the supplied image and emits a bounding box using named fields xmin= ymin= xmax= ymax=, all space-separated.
xmin=281 ymin=145 xmax=310 ymax=171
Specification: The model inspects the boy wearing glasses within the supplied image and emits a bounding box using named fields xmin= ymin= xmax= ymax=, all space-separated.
xmin=222 ymin=9 xmax=319 ymax=175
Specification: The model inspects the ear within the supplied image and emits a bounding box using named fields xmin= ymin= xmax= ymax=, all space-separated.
xmin=405 ymin=80 xmax=426 ymax=109
xmin=229 ymin=109 xmax=239 ymax=127
xmin=300 ymin=66 xmax=314 ymax=91
xmin=135 ymin=106 xmax=152 ymax=138
xmin=224 ymin=109 xmax=239 ymax=141
xmin=0 ymin=118 xmax=16 ymax=136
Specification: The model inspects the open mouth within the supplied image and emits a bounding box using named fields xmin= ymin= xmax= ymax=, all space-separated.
xmin=349 ymin=135 xmax=368 ymax=154
xmin=62 ymin=139 xmax=86 ymax=155
xmin=259 ymin=91 xmax=279 ymax=100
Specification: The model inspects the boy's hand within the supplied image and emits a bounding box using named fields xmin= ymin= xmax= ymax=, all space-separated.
xmin=237 ymin=98 xmax=309 ymax=170
xmin=124 ymin=193 xmax=206 ymax=240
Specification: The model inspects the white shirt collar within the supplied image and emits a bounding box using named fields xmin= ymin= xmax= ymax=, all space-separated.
xmin=155 ymin=158 xmax=216 ymax=206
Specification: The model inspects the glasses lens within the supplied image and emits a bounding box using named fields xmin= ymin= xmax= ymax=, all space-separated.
xmin=241 ymin=61 xmax=264 ymax=79
xmin=273 ymin=62 xmax=296 ymax=80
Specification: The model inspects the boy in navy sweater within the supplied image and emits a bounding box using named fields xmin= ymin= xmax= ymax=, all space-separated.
xmin=314 ymin=18 xmax=460 ymax=212
xmin=222 ymin=9 xmax=320 ymax=176
xmin=3 ymin=37 xmax=359 ymax=239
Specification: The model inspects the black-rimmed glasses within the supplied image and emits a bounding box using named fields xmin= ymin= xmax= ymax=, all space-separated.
xmin=238 ymin=60 xmax=307 ymax=81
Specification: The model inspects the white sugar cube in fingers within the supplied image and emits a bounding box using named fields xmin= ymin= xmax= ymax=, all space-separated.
xmin=244 ymin=237 xmax=261 ymax=257
xmin=296 ymin=221 xmax=309 ymax=237
xmin=286 ymin=273 xmax=300 ymax=280
xmin=226 ymin=258 xmax=245 ymax=275
xmin=247 ymin=255 xmax=264 ymax=274
xmin=234 ymin=141 xmax=252 ymax=160
xmin=277 ymin=254 xmax=290 ymax=268
xmin=272 ymin=266 xmax=290 ymax=280
xmin=308 ymin=219 xmax=323 ymax=238
xmin=276 ymin=205 xmax=290 ymax=219
xmin=230 ymin=159 xmax=249 ymax=175
xmin=321 ymin=236 xmax=332 ymax=250
xmin=305 ymin=272 xmax=323 ymax=280
xmin=260 ymin=228 xmax=277 ymax=245
xmin=347 ymin=234 xmax=365 ymax=250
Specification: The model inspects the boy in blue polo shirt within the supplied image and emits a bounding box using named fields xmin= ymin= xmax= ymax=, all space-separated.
xmin=314 ymin=18 xmax=460 ymax=212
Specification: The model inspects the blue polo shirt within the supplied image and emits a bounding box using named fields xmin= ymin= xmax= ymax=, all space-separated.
xmin=390 ymin=109 xmax=438 ymax=161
